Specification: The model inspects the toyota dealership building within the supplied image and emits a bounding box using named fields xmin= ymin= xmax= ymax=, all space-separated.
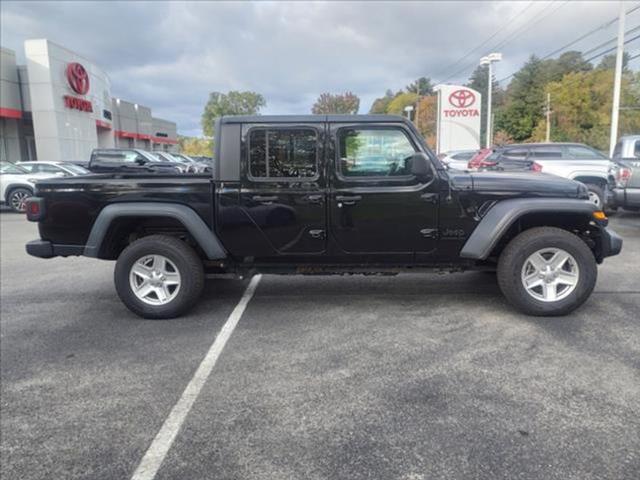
xmin=0 ymin=39 xmax=178 ymax=163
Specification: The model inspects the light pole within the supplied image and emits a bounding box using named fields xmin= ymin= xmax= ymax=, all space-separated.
xmin=404 ymin=105 xmax=414 ymax=121
xmin=480 ymin=52 xmax=502 ymax=148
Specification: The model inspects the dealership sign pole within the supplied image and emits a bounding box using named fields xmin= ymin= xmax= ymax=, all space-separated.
xmin=433 ymin=84 xmax=482 ymax=154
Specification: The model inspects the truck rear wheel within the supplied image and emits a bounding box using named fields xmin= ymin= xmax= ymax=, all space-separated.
xmin=497 ymin=227 xmax=597 ymax=316
xmin=114 ymin=235 xmax=204 ymax=319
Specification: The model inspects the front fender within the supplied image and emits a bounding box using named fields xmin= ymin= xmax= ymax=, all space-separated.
xmin=84 ymin=202 xmax=226 ymax=260
xmin=459 ymin=198 xmax=596 ymax=260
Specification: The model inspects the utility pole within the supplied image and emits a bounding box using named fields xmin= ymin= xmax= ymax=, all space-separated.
xmin=609 ymin=1 xmax=626 ymax=156
xmin=480 ymin=53 xmax=502 ymax=148
xmin=545 ymin=93 xmax=552 ymax=142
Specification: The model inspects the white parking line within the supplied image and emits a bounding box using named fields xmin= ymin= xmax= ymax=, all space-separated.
xmin=130 ymin=274 xmax=262 ymax=480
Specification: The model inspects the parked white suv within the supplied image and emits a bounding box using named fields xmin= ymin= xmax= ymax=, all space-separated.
xmin=481 ymin=143 xmax=614 ymax=209
xmin=0 ymin=162 xmax=52 ymax=212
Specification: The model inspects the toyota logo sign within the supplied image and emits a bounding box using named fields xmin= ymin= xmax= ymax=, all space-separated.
xmin=448 ymin=89 xmax=475 ymax=108
xmin=66 ymin=63 xmax=90 ymax=95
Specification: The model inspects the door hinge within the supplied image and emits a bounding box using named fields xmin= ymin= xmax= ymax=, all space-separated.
xmin=420 ymin=228 xmax=439 ymax=239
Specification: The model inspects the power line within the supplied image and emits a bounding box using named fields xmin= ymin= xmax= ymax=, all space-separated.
xmin=440 ymin=0 xmax=569 ymax=84
xmin=584 ymin=33 xmax=640 ymax=63
xmin=541 ymin=2 xmax=640 ymax=60
xmin=582 ymin=24 xmax=640 ymax=56
xmin=497 ymin=29 xmax=640 ymax=85
xmin=491 ymin=0 xmax=570 ymax=52
xmin=432 ymin=1 xmax=536 ymax=81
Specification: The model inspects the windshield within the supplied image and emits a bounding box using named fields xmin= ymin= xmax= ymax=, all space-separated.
xmin=0 ymin=162 xmax=28 ymax=174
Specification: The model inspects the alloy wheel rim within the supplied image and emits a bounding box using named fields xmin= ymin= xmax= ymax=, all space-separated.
xmin=587 ymin=191 xmax=601 ymax=207
xmin=129 ymin=254 xmax=181 ymax=305
xmin=521 ymin=247 xmax=579 ymax=302
xmin=11 ymin=191 xmax=30 ymax=212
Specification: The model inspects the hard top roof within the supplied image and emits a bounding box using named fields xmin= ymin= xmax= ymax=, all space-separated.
xmin=219 ymin=114 xmax=410 ymax=124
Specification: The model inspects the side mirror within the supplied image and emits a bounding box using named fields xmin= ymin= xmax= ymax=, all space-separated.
xmin=410 ymin=152 xmax=432 ymax=179
xmin=135 ymin=157 xmax=148 ymax=166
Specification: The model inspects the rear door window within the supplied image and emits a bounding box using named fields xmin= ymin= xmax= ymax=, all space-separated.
xmin=500 ymin=148 xmax=529 ymax=160
xmin=248 ymin=128 xmax=318 ymax=180
xmin=530 ymin=147 xmax=564 ymax=159
xmin=565 ymin=146 xmax=606 ymax=159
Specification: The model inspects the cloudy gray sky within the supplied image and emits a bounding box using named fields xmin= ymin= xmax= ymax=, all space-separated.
xmin=2 ymin=1 xmax=638 ymax=136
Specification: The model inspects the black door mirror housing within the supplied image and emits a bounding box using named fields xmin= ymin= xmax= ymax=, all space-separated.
xmin=135 ymin=157 xmax=148 ymax=166
xmin=410 ymin=152 xmax=432 ymax=179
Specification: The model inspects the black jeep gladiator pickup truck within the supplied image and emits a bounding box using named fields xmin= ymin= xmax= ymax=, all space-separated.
xmin=25 ymin=115 xmax=622 ymax=319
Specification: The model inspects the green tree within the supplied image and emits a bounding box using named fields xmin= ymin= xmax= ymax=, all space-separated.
xmin=494 ymin=55 xmax=547 ymax=141
xmin=311 ymin=92 xmax=360 ymax=114
xmin=542 ymin=51 xmax=592 ymax=82
xmin=596 ymin=52 xmax=630 ymax=71
xmin=386 ymin=92 xmax=419 ymax=116
xmin=530 ymin=69 xmax=640 ymax=150
xmin=406 ymin=77 xmax=433 ymax=96
xmin=369 ymin=89 xmax=395 ymax=114
xmin=201 ymin=91 xmax=266 ymax=136
xmin=467 ymin=64 xmax=503 ymax=147
xmin=178 ymin=136 xmax=213 ymax=156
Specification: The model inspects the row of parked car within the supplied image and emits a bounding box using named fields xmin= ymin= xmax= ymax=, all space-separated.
xmin=439 ymin=135 xmax=640 ymax=213
xmin=0 ymin=148 xmax=213 ymax=212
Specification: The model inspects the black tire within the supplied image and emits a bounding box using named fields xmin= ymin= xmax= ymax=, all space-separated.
xmin=7 ymin=187 xmax=32 ymax=213
xmin=584 ymin=183 xmax=605 ymax=211
xmin=114 ymin=235 xmax=204 ymax=319
xmin=497 ymin=227 xmax=597 ymax=316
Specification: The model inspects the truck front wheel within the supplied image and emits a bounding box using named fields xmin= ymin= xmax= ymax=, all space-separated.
xmin=497 ymin=227 xmax=597 ymax=316
xmin=114 ymin=235 xmax=204 ymax=319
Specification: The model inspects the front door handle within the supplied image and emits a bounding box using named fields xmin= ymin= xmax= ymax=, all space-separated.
xmin=309 ymin=229 xmax=325 ymax=239
xmin=252 ymin=195 xmax=278 ymax=204
xmin=335 ymin=195 xmax=362 ymax=206
xmin=420 ymin=193 xmax=438 ymax=204
xmin=305 ymin=194 xmax=324 ymax=204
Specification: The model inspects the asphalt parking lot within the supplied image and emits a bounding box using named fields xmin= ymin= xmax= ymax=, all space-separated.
xmin=1 ymin=211 xmax=639 ymax=480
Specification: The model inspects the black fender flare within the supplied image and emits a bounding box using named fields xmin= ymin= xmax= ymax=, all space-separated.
xmin=84 ymin=202 xmax=226 ymax=260
xmin=459 ymin=198 xmax=596 ymax=260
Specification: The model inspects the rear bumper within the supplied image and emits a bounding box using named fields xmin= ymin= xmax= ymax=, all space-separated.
xmin=600 ymin=227 xmax=622 ymax=260
xmin=26 ymin=240 xmax=84 ymax=259
xmin=613 ymin=187 xmax=640 ymax=208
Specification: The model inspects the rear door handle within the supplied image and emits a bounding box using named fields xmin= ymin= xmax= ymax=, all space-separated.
xmin=252 ymin=195 xmax=278 ymax=204
xmin=335 ymin=195 xmax=362 ymax=206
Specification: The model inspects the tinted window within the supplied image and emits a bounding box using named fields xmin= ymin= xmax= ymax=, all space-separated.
xmin=501 ymin=148 xmax=529 ymax=160
xmin=452 ymin=151 xmax=474 ymax=160
xmin=93 ymin=150 xmax=145 ymax=163
xmin=249 ymin=128 xmax=317 ymax=179
xmin=612 ymin=141 xmax=622 ymax=159
xmin=0 ymin=162 xmax=27 ymax=174
xmin=634 ymin=141 xmax=640 ymax=158
xmin=338 ymin=128 xmax=416 ymax=177
xmin=62 ymin=164 xmax=89 ymax=175
xmin=38 ymin=164 xmax=64 ymax=174
xmin=530 ymin=147 xmax=563 ymax=159
xmin=566 ymin=146 xmax=606 ymax=159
